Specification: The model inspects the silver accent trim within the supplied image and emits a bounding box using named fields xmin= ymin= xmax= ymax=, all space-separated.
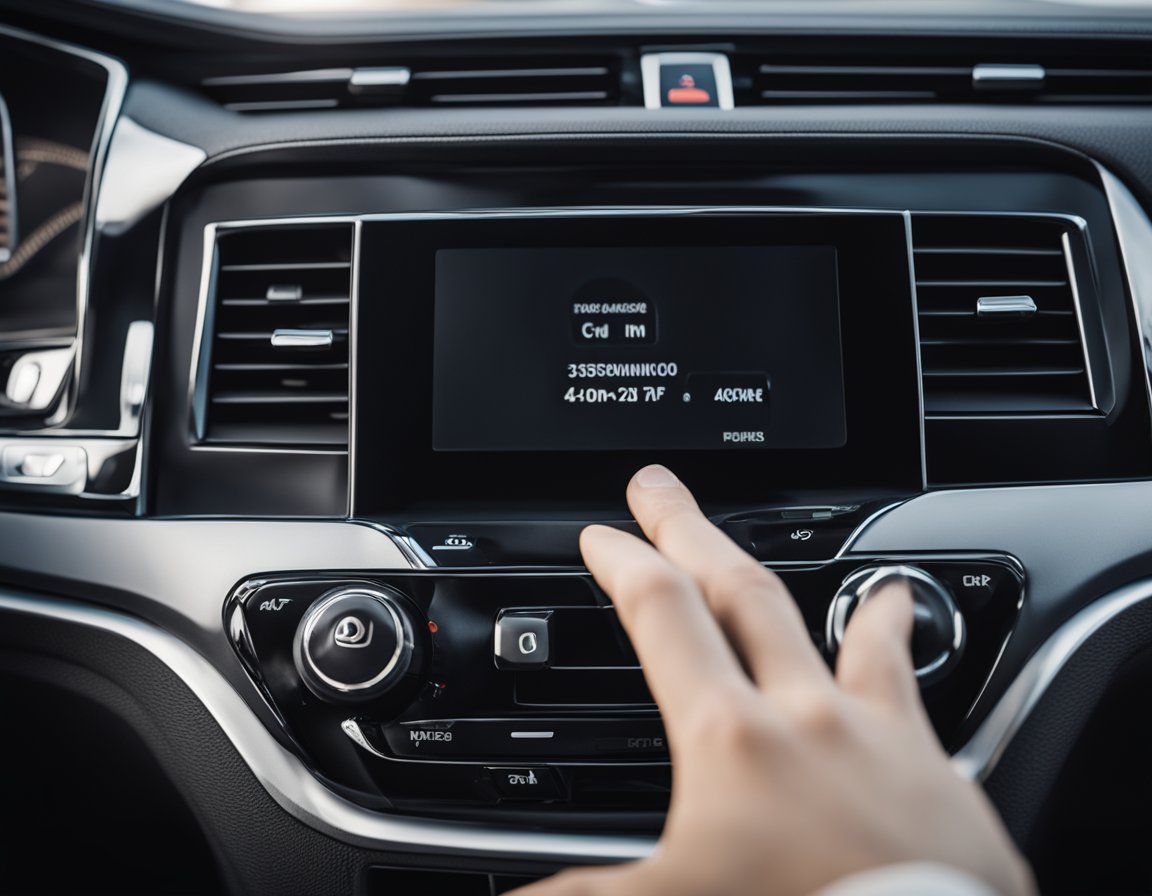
xmin=341 ymin=718 xmax=390 ymax=758
xmin=1095 ymin=164 xmax=1152 ymax=442
xmin=0 ymin=25 xmax=128 ymax=435
xmin=952 ymin=577 xmax=1152 ymax=782
xmin=1061 ymin=230 xmax=1101 ymax=412
xmin=3 ymin=348 xmax=72 ymax=411
xmin=971 ymin=64 xmax=1046 ymax=89
xmin=8 ymin=571 xmax=1143 ymax=854
xmin=300 ymin=588 xmax=406 ymax=693
xmin=203 ymin=68 xmax=353 ymax=87
xmin=266 ymin=284 xmax=303 ymax=302
xmin=640 ymin=52 xmax=735 ymax=111
xmin=346 ymin=219 xmax=363 ymax=515
xmin=902 ymin=210 xmax=930 ymax=492
xmin=94 ymin=118 xmax=206 ymax=237
xmin=119 ymin=321 xmax=153 ymax=434
xmin=349 ymin=67 xmax=412 ymax=92
xmin=825 ymin=564 xmax=965 ymax=682
xmin=0 ymin=588 xmax=653 ymax=860
xmin=0 ymin=436 xmax=136 ymax=497
xmin=510 ymin=731 xmax=555 ymax=740
xmin=271 ymin=329 xmax=335 ymax=349
xmin=0 ymin=91 xmax=18 ymax=262
xmin=976 ymin=295 xmax=1037 ymax=318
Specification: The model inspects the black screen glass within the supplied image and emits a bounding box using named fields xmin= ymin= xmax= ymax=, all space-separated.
xmin=432 ymin=245 xmax=845 ymax=451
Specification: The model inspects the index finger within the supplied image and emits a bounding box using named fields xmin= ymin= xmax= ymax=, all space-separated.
xmin=626 ymin=465 xmax=831 ymax=688
xmin=579 ymin=523 xmax=753 ymax=733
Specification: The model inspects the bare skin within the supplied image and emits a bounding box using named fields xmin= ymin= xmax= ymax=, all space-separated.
xmin=512 ymin=465 xmax=1035 ymax=896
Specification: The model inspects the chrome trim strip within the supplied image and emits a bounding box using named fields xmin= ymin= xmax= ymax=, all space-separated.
xmin=1095 ymin=164 xmax=1152 ymax=440
xmin=1061 ymin=228 xmax=1100 ymax=411
xmin=189 ymin=223 xmax=220 ymax=442
xmin=347 ymin=220 xmax=363 ymax=516
xmin=0 ymin=588 xmax=655 ymax=861
xmin=0 ymin=25 xmax=127 ymax=435
xmin=0 ymin=92 xmax=17 ymax=262
xmin=95 ymin=118 xmax=205 ymax=237
xmin=951 ymin=577 xmax=1152 ymax=782
xmin=902 ymin=209 xmax=929 ymax=491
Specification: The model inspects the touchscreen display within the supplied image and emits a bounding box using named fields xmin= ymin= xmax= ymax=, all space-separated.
xmin=432 ymin=245 xmax=845 ymax=451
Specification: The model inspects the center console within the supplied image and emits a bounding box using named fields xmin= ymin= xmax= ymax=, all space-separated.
xmin=224 ymin=206 xmax=1025 ymax=825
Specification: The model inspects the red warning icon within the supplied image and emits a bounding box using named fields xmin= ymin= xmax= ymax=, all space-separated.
xmin=667 ymin=73 xmax=712 ymax=105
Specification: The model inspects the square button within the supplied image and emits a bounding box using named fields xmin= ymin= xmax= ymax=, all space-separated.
xmin=486 ymin=767 xmax=563 ymax=800
xmin=494 ymin=611 xmax=552 ymax=669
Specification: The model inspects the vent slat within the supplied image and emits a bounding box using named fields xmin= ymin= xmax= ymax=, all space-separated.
xmin=741 ymin=49 xmax=1152 ymax=105
xmin=917 ymin=279 xmax=1068 ymax=288
xmin=212 ymin=392 xmax=349 ymax=405
xmin=413 ymin=66 xmax=610 ymax=80
xmin=203 ymin=56 xmax=620 ymax=111
xmin=221 ymin=297 xmax=350 ymax=307
xmin=220 ymin=262 xmax=351 ymax=272
xmin=912 ymin=214 xmax=1093 ymax=416
xmin=430 ymin=91 xmax=610 ymax=104
xmin=923 ymin=367 xmax=1085 ymax=378
xmin=202 ymin=223 xmax=353 ymax=446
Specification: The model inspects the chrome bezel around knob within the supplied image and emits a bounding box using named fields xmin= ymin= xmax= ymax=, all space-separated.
xmin=294 ymin=586 xmax=415 ymax=701
xmin=825 ymin=564 xmax=966 ymax=684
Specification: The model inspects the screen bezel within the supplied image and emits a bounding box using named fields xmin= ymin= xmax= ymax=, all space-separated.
xmin=354 ymin=209 xmax=923 ymax=515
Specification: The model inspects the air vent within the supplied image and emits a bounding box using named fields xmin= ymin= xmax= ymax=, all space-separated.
xmin=202 ymin=56 xmax=621 ymax=112
xmin=200 ymin=223 xmax=352 ymax=446
xmin=913 ymin=215 xmax=1095 ymax=416
xmin=736 ymin=50 xmax=1152 ymax=105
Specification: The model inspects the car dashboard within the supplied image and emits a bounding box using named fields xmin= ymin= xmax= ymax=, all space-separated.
xmin=3 ymin=1 xmax=1152 ymax=893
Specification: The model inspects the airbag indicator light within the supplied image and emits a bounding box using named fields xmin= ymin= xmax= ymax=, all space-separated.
xmin=641 ymin=52 xmax=735 ymax=111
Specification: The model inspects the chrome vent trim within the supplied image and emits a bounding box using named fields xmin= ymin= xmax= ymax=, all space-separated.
xmin=911 ymin=213 xmax=1097 ymax=417
xmin=196 ymin=221 xmax=353 ymax=447
xmin=737 ymin=52 xmax=1152 ymax=105
xmin=203 ymin=58 xmax=620 ymax=111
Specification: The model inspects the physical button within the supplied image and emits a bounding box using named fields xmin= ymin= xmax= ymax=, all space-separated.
xmin=293 ymin=586 xmax=417 ymax=703
xmin=747 ymin=520 xmax=851 ymax=561
xmin=485 ymin=767 xmax=563 ymax=800
xmin=494 ymin=610 xmax=552 ymax=670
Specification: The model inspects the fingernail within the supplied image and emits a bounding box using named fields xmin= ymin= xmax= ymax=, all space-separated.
xmin=634 ymin=465 xmax=679 ymax=488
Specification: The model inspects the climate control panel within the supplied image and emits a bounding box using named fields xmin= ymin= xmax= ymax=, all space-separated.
xmin=227 ymin=557 xmax=1021 ymax=821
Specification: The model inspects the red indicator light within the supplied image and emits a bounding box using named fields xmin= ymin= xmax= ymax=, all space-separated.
xmin=667 ymin=73 xmax=712 ymax=105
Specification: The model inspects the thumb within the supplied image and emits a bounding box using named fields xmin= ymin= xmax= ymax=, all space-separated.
xmin=835 ymin=578 xmax=924 ymax=719
xmin=507 ymin=864 xmax=642 ymax=896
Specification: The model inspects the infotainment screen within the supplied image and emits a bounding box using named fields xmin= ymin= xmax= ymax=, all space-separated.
xmin=432 ymin=246 xmax=845 ymax=452
xmin=354 ymin=210 xmax=923 ymax=511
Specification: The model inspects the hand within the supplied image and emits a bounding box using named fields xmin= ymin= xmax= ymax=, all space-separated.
xmin=512 ymin=465 xmax=1035 ymax=896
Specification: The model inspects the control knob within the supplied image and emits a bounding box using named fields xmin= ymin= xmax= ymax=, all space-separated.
xmin=825 ymin=564 xmax=966 ymax=685
xmin=293 ymin=586 xmax=420 ymax=703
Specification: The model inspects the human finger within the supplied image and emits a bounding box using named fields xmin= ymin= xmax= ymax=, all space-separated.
xmin=580 ymin=523 xmax=752 ymax=732
xmin=834 ymin=578 xmax=926 ymax=721
xmin=624 ymin=465 xmax=830 ymax=688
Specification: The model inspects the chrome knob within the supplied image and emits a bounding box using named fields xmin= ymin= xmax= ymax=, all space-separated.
xmin=826 ymin=564 xmax=966 ymax=686
xmin=293 ymin=586 xmax=418 ymax=703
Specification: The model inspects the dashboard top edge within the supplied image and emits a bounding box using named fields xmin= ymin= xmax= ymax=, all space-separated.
xmin=20 ymin=0 xmax=1152 ymax=46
